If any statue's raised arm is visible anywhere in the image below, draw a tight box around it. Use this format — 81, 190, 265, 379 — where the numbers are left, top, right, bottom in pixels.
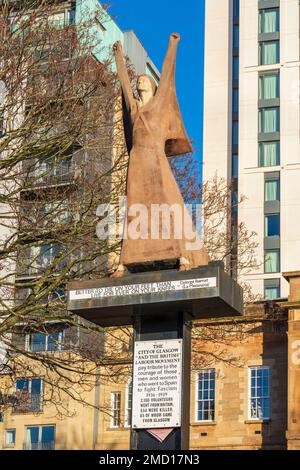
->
156, 33, 180, 100
113, 41, 136, 113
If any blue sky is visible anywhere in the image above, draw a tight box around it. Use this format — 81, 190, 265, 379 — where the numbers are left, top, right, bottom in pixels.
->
109, 0, 205, 165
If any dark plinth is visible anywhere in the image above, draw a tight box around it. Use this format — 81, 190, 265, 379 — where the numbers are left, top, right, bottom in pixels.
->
67, 263, 243, 327
130, 312, 192, 450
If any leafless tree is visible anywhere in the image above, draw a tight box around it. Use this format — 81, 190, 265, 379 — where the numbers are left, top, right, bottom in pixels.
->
0, 0, 131, 416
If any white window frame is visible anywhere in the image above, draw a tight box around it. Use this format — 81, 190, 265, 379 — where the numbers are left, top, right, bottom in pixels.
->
125, 380, 132, 428
25, 424, 55, 450
110, 392, 121, 428
195, 369, 216, 423
248, 366, 270, 421
26, 331, 65, 353
4, 429, 16, 447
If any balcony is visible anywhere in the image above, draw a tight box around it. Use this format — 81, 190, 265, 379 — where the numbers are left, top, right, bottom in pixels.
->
16, 245, 67, 279
28, 164, 75, 189
23, 441, 55, 450
13, 392, 42, 414
23, 156, 76, 191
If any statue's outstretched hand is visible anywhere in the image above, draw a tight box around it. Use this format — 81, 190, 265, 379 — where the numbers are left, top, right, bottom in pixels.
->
171, 32, 180, 41
113, 41, 122, 54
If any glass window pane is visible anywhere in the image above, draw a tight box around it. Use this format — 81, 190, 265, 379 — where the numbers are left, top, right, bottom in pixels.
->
68, 9, 76, 25
233, 25, 239, 48
27, 426, 39, 444
233, 57, 239, 81
232, 154, 238, 178
265, 214, 280, 237
265, 180, 279, 201
260, 41, 280, 65
30, 333, 46, 352
259, 9, 279, 34
49, 12, 65, 29
259, 108, 279, 133
233, 0, 239, 17
259, 74, 279, 100
233, 88, 239, 113
233, 120, 239, 144
249, 367, 270, 420
265, 285, 280, 300
5, 430, 16, 446
16, 379, 28, 391
47, 332, 60, 351
265, 250, 280, 273
41, 426, 55, 443
196, 369, 215, 422
31, 378, 42, 394
259, 142, 280, 167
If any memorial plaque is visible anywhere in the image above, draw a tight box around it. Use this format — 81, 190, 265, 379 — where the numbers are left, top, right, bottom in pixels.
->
69, 277, 217, 301
132, 339, 182, 429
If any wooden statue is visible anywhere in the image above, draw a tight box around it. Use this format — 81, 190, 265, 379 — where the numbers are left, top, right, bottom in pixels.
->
113, 33, 209, 277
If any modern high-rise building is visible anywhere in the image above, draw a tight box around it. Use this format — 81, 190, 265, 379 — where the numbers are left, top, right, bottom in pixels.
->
203, 0, 300, 300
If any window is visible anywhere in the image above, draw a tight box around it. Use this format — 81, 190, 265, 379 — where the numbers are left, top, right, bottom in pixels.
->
259, 8, 279, 34
68, 9, 76, 25
27, 331, 64, 353
25, 425, 55, 450
34, 156, 72, 178
5, 429, 16, 447
125, 380, 133, 427
232, 154, 238, 178
233, 25, 239, 49
15, 378, 42, 413
96, 19, 106, 34
232, 189, 238, 214
233, 89, 239, 113
48, 12, 65, 29
259, 141, 280, 167
259, 107, 279, 134
264, 280, 280, 300
259, 73, 279, 100
249, 367, 270, 420
196, 369, 215, 422
233, 0, 239, 18
41, 202, 70, 225
265, 214, 280, 237
233, 56, 239, 81
233, 120, 239, 145
111, 392, 121, 427
0, 111, 4, 138
259, 41, 279, 65
265, 249, 280, 273
265, 178, 280, 202
26, 244, 63, 275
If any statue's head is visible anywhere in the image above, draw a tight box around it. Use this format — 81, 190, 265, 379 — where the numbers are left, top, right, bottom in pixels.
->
137, 74, 157, 97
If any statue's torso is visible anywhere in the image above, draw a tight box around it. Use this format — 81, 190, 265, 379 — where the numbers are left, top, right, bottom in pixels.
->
130, 98, 169, 151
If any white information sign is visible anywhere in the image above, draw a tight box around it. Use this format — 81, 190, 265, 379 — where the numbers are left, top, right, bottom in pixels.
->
69, 277, 217, 301
132, 339, 182, 429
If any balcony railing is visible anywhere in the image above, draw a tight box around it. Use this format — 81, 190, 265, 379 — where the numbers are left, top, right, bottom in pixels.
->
13, 392, 42, 414
23, 440, 55, 450
29, 341, 64, 353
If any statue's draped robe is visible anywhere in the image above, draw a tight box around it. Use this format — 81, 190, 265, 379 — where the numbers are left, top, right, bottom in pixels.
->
115, 36, 209, 268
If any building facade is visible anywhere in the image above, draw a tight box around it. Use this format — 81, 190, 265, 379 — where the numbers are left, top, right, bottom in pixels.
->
203, 0, 300, 300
